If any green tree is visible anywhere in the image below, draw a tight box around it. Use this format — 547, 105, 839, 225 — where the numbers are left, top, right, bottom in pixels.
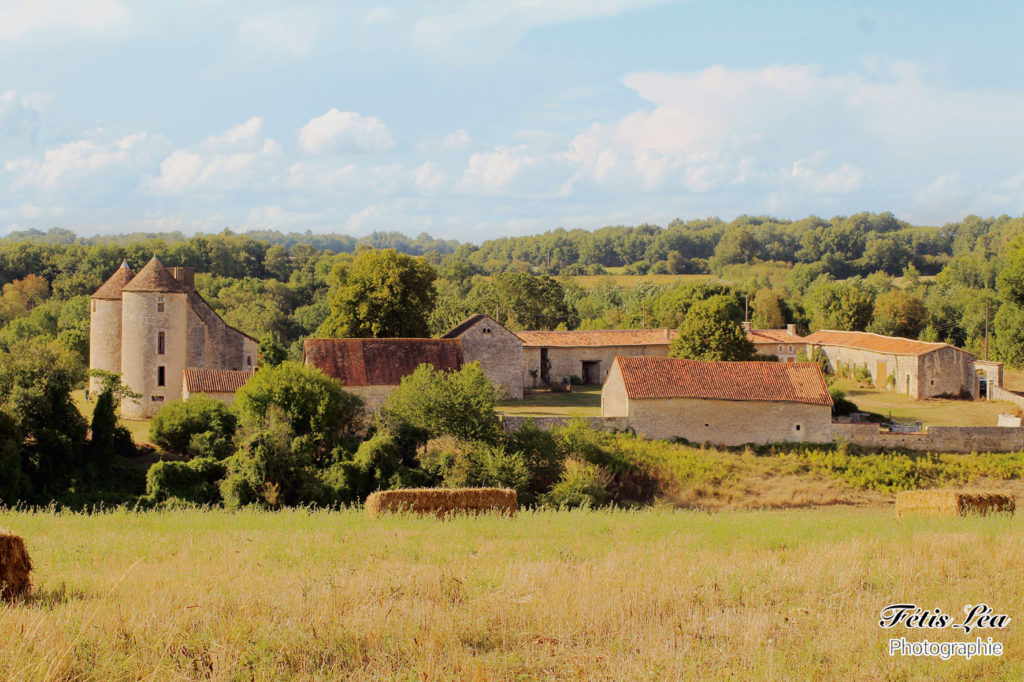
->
867, 289, 927, 338
233, 361, 364, 464
381, 362, 503, 448
150, 395, 238, 459
805, 280, 875, 331
470, 271, 577, 331
669, 295, 756, 361
750, 287, 785, 329
316, 249, 437, 338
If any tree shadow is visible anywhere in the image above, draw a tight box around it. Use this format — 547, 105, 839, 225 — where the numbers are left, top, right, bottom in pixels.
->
14, 583, 88, 609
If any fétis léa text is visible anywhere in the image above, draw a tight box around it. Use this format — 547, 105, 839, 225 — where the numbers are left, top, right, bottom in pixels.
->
879, 604, 1011, 634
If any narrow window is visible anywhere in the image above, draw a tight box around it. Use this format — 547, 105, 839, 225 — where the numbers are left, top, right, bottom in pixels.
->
157, 295, 165, 313
246, 355, 252, 367
157, 331, 165, 355
157, 366, 166, 387
795, 424, 802, 431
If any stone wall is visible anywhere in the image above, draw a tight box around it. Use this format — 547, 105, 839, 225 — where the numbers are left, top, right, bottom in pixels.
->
121, 290, 189, 419
990, 385, 1024, 411
499, 415, 628, 432
832, 423, 1024, 453
88, 298, 122, 394
455, 318, 523, 399
523, 341, 672, 388
920, 346, 975, 398
344, 384, 398, 412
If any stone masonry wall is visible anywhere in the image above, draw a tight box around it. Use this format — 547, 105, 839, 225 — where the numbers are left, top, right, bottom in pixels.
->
457, 318, 523, 399
832, 423, 1024, 453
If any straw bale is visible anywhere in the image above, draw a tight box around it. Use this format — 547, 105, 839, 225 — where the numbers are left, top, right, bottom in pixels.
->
0, 531, 31, 599
365, 488, 518, 517
895, 490, 1015, 519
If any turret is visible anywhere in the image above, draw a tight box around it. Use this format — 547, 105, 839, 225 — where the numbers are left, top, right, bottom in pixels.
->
89, 261, 134, 395
119, 257, 188, 419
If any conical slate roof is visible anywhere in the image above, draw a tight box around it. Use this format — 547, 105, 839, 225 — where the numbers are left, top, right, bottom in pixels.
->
121, 257, 186, 294
91, 260, 135, 300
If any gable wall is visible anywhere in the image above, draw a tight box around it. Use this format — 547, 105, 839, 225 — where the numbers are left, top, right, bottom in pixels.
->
453, 317, 523, 399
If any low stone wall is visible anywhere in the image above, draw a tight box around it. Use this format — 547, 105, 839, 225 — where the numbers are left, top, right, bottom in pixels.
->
832, 423, 1024, 453
990, 385, 1024, 412
499, 415, 628, 433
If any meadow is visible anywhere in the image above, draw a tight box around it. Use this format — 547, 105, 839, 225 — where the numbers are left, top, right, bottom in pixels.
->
0, 507, 1021, 680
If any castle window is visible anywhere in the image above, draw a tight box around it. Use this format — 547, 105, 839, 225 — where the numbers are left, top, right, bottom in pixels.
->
247, 355, 252, 367
151, 396, 164, 402
157, 366, 166, 387
157, 331, 165, 355
157, 295, 165, 313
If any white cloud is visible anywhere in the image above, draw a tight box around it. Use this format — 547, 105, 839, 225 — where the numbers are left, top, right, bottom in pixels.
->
0, 90, 48, 145
781, 152, 864, 194
237, 10, 318, 57
0, 0, 130, 40
5, 131, 161, 188
286, 159, 405, 195
298, 109, 396, 154
413, 162, 447, 192
458, 145, 537, 191
148, 117, 282, 194
364, 7, 397, 25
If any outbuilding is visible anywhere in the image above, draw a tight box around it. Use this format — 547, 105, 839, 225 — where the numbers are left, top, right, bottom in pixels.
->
601, 356, 833, 445
442, 314, 524, 399
517, 328, 677, 388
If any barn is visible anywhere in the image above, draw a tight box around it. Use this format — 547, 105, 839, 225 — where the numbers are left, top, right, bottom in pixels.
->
303, 338, 464, 410
601, 356, 833, 445
442, 314, 524, 399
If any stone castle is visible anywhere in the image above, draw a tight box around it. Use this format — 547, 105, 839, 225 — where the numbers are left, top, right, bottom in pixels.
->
89, 257, 258, 418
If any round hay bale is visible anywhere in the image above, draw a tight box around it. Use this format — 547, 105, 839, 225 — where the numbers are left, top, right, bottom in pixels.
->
0, 531, 32, 600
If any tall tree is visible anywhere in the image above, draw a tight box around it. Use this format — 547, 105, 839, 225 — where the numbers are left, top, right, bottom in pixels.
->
316, 249, 437, 338
750, 287, 785, 329
867, 289, 927, 338
669, 295, 756, 361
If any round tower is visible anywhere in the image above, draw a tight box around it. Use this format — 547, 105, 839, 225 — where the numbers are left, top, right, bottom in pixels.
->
120, 257, 189, 419
89, 261, 134, 395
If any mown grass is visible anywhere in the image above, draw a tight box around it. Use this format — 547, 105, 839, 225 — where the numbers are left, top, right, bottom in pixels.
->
0, 507, 1020, 680
497, 386, 602, 417
71, 389, 152, 444
831, 378, 1017, 427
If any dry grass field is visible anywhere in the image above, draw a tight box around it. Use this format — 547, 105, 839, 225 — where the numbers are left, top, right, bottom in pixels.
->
0, 507, 1021, 680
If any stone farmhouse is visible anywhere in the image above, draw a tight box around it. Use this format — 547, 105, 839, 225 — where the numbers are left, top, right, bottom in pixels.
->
302, 338, 464, 410
516, 328, 677, 388
442, 314, 524, 399
89, 258, 258, 418
744, 323, 806, 362
803, 330, 1001, 399
601, 356, 833, 445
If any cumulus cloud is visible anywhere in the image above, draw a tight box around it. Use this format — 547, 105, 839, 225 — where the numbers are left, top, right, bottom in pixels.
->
4, 131, 161, 189
148, 116, 282, 194
298, 109, 396, 154
237, 10, 318, 57
0, 0, 130, 41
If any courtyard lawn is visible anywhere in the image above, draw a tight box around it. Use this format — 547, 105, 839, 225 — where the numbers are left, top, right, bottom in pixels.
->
831, 378, 1018, 427
0, 507, 1020, 680
71, 389, 152, 445
497, 385, 602, 417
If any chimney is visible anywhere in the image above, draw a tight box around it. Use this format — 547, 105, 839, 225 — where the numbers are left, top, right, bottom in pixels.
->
741, 321, 751, 333
170, 267, 195, 290
786, 323, 797, 335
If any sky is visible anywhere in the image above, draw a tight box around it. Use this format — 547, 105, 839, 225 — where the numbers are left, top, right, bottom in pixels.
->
1, 0, 1024, 240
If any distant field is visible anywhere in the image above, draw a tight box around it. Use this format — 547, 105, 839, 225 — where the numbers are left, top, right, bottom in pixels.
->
832, 379, 1016, 427
497, 386, 601, 417
1, 507, 1021, 680
72, 389, 152, 445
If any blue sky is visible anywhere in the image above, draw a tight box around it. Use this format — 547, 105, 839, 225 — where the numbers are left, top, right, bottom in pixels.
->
2, 0, 1024, 239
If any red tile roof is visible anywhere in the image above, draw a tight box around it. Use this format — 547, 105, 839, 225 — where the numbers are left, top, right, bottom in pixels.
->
122, 257, 187, 293
91, 261, 135, 300
803, 330, 970, 357
516, 329, 676, 348
183, 368, 255, 394
613, 356, 833, 406
747, 328, 805, 345
303, 338, 464, 386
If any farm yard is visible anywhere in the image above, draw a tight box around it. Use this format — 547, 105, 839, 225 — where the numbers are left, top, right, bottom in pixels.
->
829, 379, 1019, 427
0, 507, 1021, 680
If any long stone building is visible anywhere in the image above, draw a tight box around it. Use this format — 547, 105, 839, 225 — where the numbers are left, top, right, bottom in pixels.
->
601, 356, 834, 445
516, 328, 677, 388
90, 258, 258, 418
442, 314, 524, 399
803, 330, 993, 399
744, 323, 806, 362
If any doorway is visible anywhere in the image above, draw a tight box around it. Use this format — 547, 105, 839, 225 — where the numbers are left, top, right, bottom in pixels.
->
540, 348, 550, 385
582, 361, 601, 385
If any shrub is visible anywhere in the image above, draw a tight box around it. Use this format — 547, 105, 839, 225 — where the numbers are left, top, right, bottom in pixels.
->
541, 459, 611, 509
829, 387, 859, 416
150, 396, 237, 458
503, 421, 563, 502
144, 457, 226, 504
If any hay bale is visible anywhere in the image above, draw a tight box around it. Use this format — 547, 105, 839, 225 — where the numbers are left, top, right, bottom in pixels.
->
896, 490, 1016, 519
0, 531, 31, 600
365, 488, 518, 518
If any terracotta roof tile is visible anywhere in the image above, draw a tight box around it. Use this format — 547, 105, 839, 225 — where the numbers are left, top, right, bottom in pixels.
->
803, 330, 970, 357
747, 328, 806, 344
516, 329, 676, 348
121, 257, 186, 293
303, 338, 464, 386
183, 368, 255, 393
91, 261, 135, 300
614, 356, 833, 406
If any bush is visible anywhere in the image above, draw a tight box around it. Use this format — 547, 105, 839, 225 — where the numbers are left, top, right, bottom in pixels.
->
541, 459, 611, 509
149, 396, 237, 458
829, 387, 859, 416
145, 457, 226, 504
422, 438, 530, 498
503, 421, 563, 503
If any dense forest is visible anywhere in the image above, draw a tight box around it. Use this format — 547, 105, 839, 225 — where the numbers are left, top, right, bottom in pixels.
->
3, 211, 1024, 371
